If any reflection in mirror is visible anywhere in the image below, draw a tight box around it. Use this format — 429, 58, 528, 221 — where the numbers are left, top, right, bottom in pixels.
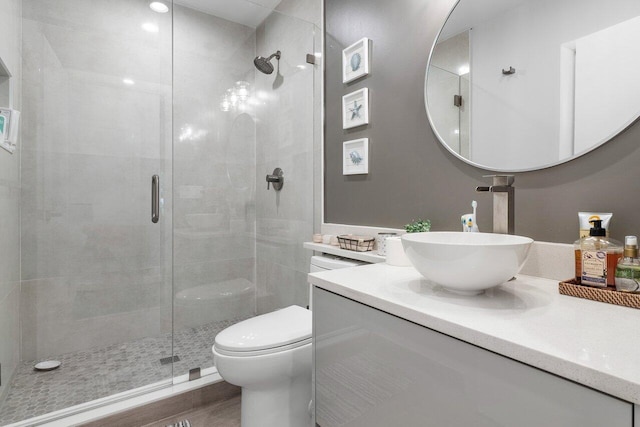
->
427, 31, 470, 158
426, 0, 640, 172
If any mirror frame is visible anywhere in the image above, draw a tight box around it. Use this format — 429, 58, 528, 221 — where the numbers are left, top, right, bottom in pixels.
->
424, 0, 639, 173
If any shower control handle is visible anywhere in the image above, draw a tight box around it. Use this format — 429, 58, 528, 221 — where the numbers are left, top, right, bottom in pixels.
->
151, 175, 160, 223
266, 168, 284, 191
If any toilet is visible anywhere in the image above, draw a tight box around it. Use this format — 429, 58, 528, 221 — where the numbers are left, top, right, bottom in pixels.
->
212, 255, 365, 427
213, 305, 313, 427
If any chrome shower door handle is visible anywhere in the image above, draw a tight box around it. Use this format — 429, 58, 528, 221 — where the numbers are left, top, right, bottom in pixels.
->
151, 175, 160, 223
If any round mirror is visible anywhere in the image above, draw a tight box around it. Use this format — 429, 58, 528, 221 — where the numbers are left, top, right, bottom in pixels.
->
425, 0, 640, 172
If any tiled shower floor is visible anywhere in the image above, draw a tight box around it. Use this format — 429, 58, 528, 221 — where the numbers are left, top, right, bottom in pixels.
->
0, 317, 249, 426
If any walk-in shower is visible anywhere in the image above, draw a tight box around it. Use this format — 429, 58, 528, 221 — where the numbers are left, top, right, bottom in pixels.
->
0, 0, 318, 425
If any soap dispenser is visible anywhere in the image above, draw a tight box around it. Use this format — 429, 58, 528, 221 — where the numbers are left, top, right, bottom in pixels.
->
580, 219, 622, 288
615, 236, 640, 293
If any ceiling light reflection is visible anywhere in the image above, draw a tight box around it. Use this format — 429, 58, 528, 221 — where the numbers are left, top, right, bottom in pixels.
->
142, 22, 159, 33
149, 1, 169, 13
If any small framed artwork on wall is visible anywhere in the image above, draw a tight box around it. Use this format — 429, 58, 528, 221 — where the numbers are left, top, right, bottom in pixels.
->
342, 88, 369, 129
342, 37, 370, 83
343, 138, 369, 175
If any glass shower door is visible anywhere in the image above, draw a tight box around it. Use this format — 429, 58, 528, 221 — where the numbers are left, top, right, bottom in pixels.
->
0, 0, 174, 423
171, 3, 317, 379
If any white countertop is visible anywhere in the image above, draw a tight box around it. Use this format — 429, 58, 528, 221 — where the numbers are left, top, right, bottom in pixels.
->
308, 263, 640, 405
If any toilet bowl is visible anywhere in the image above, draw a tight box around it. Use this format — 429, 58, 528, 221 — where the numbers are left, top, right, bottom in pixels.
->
212, 305, 313, 427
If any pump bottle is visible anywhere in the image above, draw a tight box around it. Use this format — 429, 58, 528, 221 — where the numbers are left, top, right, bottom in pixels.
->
580, 219, 622, 288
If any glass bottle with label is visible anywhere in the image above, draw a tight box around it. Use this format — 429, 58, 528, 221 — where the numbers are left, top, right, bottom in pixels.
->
615, 236, 640, 293
580, 220, 622, 288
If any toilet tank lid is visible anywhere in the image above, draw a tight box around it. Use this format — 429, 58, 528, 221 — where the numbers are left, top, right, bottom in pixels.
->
311, 255, 366, 270
214, 305, 311, 353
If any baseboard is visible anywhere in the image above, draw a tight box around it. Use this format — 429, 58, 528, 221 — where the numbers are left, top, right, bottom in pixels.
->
79, 381, 240, 427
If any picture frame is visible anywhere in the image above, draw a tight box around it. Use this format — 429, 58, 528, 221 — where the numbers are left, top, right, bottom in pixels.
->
342, 37, 370, 83
342, 88, 369, 130
343, 138, 369, 175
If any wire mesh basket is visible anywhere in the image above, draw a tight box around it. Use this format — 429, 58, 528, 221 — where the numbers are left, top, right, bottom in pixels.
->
337, 235, 375, 252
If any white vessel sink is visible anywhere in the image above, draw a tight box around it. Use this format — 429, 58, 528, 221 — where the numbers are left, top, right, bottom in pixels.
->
401, 232, 533, 295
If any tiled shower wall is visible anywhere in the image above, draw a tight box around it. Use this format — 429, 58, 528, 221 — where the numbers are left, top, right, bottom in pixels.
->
172, 1, 321, 333
255, 2, 320, 314
171, 4, 257, 353
0, 0, 22, 402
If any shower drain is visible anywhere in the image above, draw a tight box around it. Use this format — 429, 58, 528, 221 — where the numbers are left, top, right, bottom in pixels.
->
166, 420, 191, 427
159, 355, 180, 365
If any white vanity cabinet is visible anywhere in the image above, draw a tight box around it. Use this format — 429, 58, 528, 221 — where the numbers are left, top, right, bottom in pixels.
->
313, 287, 633, 427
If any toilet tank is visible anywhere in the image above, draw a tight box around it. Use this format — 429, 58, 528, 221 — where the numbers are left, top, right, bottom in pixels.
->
309, 255, 367, 309
310, 255, 366, 272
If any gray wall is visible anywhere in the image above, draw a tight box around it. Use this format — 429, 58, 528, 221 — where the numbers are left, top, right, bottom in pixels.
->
324, 0, 640, 244
0, 0, 22, 402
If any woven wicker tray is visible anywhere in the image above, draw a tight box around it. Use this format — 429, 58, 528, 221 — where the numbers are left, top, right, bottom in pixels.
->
558, 279, 640, 309
336, 235, 375, 252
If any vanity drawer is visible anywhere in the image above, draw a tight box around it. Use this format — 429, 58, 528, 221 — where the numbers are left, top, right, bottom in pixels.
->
313, 287, 633, 427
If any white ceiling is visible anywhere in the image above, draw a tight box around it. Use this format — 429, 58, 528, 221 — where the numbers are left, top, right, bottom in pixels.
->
175, 0, 282, 27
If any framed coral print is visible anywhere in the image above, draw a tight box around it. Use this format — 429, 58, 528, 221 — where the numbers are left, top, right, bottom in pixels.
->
342, 88, 369, 130
343, 138, 369, 175
342, 38, 370, 83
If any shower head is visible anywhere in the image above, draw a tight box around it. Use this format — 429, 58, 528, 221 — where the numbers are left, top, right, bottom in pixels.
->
254, 50, 281, 74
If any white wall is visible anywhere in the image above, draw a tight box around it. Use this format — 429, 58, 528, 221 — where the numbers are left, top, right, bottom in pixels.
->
573, 16, 640, 154
468, 0, 640, 170
0, 0, 22, 403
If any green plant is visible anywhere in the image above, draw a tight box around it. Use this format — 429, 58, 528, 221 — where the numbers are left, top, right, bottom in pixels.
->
404, 218, 431, 233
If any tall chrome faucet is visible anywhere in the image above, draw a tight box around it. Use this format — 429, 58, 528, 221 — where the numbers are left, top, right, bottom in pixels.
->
476, 175, 515, 234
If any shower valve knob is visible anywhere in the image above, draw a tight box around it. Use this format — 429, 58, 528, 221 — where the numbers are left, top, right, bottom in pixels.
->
266, 168, 284, 191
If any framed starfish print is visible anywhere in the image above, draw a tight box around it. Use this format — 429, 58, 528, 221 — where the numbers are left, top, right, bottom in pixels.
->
342, 88, 369, 129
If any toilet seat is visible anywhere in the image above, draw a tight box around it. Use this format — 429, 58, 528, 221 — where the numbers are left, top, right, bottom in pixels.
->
213, 305, 311, 357
214, 337, 311, 357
